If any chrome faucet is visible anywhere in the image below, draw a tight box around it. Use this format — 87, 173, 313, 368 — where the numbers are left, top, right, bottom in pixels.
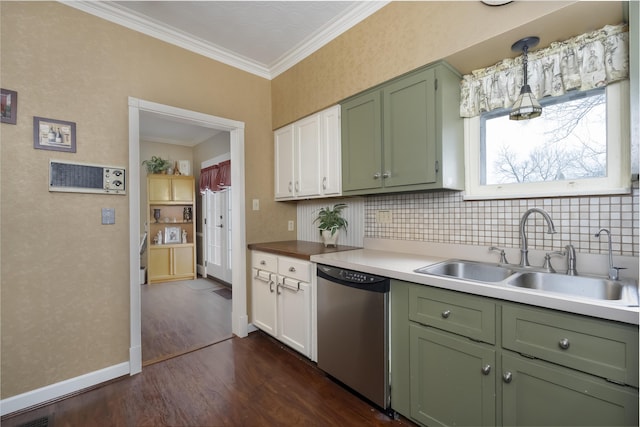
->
594, 228, 624, 280
564, 244, 578, 276
519, 208, 557, 267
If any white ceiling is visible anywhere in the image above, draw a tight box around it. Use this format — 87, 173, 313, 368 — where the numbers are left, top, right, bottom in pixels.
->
65, 1, 389, 80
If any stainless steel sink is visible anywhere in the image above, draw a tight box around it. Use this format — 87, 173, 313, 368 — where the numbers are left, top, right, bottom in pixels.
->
415, 260, 515, 283
507, 272, 639, 305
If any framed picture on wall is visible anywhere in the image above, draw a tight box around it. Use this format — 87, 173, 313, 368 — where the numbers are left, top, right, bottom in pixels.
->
33, 116, 76, 152
164, 226, 181, 244
1, 89, 17, 124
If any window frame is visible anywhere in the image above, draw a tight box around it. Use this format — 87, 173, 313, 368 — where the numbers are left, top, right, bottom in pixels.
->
463, 80, 630, 200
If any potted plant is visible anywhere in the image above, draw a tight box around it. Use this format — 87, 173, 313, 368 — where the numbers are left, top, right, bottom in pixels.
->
314, 203, 348, 247
142, 156, 172, 174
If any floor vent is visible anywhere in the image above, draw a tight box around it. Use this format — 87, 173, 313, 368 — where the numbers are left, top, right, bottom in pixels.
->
17, 416, 49, 427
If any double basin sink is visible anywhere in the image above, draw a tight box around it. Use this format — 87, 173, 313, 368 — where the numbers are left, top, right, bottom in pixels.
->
415, 260, 639, 306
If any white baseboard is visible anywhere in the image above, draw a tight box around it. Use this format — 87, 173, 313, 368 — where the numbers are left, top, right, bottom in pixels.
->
0, 362, 130, 417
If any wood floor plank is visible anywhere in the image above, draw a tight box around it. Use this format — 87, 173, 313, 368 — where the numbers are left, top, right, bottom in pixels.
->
141, 278, 232, 365
3, 332, 416, 426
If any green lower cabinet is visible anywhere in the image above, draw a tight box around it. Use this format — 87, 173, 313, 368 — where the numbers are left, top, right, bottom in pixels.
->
409, 323, 496, 426
501, 352, 639, 426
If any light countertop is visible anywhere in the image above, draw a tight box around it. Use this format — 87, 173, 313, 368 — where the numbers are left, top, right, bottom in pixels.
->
311, 248, 640, 325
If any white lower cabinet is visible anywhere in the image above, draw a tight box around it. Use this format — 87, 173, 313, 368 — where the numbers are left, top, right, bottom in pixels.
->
251, 251, 313, 359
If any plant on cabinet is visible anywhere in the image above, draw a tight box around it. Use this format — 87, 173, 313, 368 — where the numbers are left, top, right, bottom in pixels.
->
142, 156, 172, 174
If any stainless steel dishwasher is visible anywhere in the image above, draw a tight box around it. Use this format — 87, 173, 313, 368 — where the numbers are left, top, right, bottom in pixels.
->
316, 264, 391, 411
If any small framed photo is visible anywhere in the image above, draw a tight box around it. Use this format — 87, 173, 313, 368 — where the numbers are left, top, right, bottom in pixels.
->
1, 89, 17, 124
34, 116, 76, 152
164, 226, 181, 244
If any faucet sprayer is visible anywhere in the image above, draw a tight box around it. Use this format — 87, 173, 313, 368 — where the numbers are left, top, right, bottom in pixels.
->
594, 228, 625, 280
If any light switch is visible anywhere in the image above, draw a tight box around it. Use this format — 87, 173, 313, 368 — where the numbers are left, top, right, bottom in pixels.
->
288, 220, 295, 231
102, 208, 115, 225
252, 199, 260, 211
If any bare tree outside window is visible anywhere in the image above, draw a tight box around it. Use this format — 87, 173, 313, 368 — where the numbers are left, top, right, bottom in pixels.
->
482, 89, 607, 185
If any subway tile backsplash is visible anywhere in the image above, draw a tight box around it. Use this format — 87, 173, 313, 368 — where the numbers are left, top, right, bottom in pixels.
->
365, 186, 639, 257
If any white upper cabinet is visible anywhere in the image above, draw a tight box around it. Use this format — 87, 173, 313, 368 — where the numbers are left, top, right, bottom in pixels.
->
274, 105, 342, 200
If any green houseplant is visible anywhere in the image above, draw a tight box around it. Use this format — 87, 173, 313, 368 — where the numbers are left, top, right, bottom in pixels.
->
142, 156, 172, 174
314, 203, 348, 247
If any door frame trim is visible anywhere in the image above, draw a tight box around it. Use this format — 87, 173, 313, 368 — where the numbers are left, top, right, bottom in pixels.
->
128, 97, 248, 374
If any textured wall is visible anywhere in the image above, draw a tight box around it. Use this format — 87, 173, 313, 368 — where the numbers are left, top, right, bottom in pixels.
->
271, 1, 623, 129
0, 1, 289, 399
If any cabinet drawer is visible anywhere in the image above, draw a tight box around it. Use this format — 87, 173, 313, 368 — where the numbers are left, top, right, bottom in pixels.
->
502, 303, 639, 387
252, 251, 277, 272
278, 257, 311, 282
409, 286, 495, 344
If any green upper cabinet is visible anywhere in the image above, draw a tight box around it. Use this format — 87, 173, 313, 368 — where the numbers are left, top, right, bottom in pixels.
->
341, 61, 464, 195
341, 90, 382, 192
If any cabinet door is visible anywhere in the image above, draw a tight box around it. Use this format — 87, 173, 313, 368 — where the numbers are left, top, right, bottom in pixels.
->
274, 125, 295, 199
320, 105, 341, 196
171, 177, 194, 202
341, 90, 382, 192
252, 269, 277, 337
278, 279, 311, 357
295, 114, 322, 197
148, 246, 172, 282
502, 352, 639, 426
410, 324, 496, 427
173, 245, 195, 277
148, 176, 172, 202
383, 67, 437, 188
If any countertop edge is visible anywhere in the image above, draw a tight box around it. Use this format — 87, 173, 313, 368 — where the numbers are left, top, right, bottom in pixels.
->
311, 249, 640, 326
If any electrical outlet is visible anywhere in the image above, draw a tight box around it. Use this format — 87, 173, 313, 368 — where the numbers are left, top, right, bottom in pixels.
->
288, 220, 295, 231
375, 210, 392, 224
252, 199, 259, 211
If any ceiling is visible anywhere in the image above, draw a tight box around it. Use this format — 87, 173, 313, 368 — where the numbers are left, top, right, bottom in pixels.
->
65, 1, 389, 80
64, 1, 388, 145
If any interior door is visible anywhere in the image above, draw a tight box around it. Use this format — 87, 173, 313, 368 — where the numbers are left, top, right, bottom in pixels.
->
203, 188, 232, 283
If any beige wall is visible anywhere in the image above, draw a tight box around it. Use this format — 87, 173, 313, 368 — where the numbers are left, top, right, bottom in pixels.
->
271, 1, 624, 128
0, 1, 294, 399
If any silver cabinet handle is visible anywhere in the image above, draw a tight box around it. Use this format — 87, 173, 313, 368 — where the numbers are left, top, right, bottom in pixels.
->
260, 260, 266, 265
268, 280, 274, 293
322, 177, 327, 190
276, 282, 282, 295
559, 338, 570, 350
441, 310, 451, 319
288, 182, 292, 193
481, 365, 491, 375
503, 372, 513, 383
382, 171, 390, 178
295, 181, 299, 192
373, 172, 381, 179
289, 266, 296, 273
216, 224, 223, 228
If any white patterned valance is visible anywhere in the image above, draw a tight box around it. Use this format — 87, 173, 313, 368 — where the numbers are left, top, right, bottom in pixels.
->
460, 24, 629, 118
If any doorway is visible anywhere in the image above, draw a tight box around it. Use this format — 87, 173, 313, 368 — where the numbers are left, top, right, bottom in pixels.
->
128, 97, 248, 375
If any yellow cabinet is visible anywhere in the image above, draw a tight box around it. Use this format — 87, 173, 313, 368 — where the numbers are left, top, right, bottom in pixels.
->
148, 245, 195, 283
146, 174, 196, 284
148, 175, 194, 203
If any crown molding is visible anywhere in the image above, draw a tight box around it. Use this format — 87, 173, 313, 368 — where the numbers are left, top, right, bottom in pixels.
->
61, 1, 271, 78
269, 1, 389, 78
61, 1, 389, 80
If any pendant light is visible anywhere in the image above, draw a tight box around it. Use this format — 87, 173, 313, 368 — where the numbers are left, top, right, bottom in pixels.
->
509, 36, 542, 120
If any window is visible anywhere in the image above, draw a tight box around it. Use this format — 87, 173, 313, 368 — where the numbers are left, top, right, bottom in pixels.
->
464, 80, 630, 199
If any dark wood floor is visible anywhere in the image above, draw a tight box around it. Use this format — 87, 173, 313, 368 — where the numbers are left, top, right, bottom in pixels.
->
3, 332, 416, 427
141, 278, 232, 365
